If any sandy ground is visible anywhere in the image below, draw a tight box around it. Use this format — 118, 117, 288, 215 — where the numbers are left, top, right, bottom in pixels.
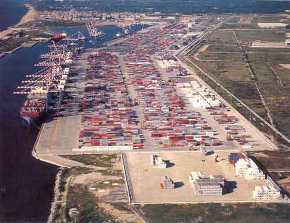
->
0, 4, 38, 39
193, 44, 208, 60
257, 23, 287, 28
34, 115, 81, 155
280, 64, 290, 69
192, 44, 224, 62
239, 16, 254, 25
251, 41, 287, 48
67, 156, 142, 223
99, 203, 144, 223
278, 176, 290, 192
125, 151, 285, 204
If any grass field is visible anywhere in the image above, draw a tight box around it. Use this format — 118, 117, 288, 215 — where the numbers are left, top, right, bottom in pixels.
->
54, 154, 144, 223
139, 203, 290, 223
188, 15, 290, 141
66, 185, 116, 223
62, 154, 118, 168
236, 29, 285, 43
250, 150, 290, 195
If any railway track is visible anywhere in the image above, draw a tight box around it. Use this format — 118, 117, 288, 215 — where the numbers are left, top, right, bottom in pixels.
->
176, 19, 290, 148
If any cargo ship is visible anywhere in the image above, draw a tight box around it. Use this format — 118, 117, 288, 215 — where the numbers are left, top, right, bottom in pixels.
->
14, 31, 84, 125
51, 33, 67, 42
20, 94, 47, 124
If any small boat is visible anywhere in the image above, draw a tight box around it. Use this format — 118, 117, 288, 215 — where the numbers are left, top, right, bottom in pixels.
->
51, 33, 67, 42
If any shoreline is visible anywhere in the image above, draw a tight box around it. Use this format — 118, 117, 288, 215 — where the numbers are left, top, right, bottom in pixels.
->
47, 168, 64, 223
0, 3, 38, 40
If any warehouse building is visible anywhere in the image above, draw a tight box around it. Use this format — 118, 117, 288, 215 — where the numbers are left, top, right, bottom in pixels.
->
189, 172, 224, 196
161, 176, 175, 189
235, 156, 265, 180
253, 185, 281, 200
151, 154, 167, 168
285, 39, 290, 46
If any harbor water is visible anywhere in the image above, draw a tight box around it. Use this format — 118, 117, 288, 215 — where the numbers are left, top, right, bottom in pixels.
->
0, 0, 27, 31
0, 43, 58, 222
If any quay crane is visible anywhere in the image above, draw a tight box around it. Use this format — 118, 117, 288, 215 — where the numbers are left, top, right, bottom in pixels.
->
13, 32, 84, 124
86, 21, 105, 38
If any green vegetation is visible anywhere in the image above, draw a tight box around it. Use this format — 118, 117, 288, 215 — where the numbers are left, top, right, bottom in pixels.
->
236, 29, 285, 42
251, 151, 290, 169
0, 36, 27, 52
0, 20, 51, 53
53, 153, 127, 222
66, 185, 115, 223
42, 20, 85, 27
97, 169, 123, 177
93, 178, 124, 190
253, 15, 288, 23
220, 23, 258, 29
188, 17, 290, 142
140, 203, 290, 223
69, 167, 95, 176
63, 154, 118, 167
111, 203, 132, 212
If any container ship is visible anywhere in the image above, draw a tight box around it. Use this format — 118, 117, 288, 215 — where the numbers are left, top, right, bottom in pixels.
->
20, 93, 47, 124
51, 33, 67, 42
14, 34, 81, 124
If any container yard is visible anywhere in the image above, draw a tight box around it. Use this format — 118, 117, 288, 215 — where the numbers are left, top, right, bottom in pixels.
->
33, 17, 278, 156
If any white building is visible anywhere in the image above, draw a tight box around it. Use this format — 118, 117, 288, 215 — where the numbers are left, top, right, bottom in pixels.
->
235, 157, 265, 180
156, 60, 177, 69
189, 172, 224, 196
253, 185, 281, 200
176, 80, 221, 109
162, 176, 175, 189
151, 155, 167, 168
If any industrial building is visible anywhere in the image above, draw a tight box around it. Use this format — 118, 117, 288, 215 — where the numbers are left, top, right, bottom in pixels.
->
161, 176, 175, 189
234, 156, 265, 180
253, 175, 288, 200
151, 155, 167, 168
253, 185, 281, 200
176, 81, 221, 109
156, 59, 177, 69
285, 39, 290, 47
189, 172, 224, 196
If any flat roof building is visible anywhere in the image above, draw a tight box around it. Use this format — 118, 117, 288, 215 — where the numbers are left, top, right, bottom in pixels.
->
151, 154, 167, 168
161, 176, 175, 189
253, 185, 281, 200
235, 156, 265, 180
189, 172, 224, 196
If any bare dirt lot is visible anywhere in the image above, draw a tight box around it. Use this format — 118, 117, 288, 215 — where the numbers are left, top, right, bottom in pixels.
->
125, 151, 278, 204
251, 41, 287, 48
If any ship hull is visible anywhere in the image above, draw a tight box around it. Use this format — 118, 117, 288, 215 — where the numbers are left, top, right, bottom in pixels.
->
20, 110, 45, 125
